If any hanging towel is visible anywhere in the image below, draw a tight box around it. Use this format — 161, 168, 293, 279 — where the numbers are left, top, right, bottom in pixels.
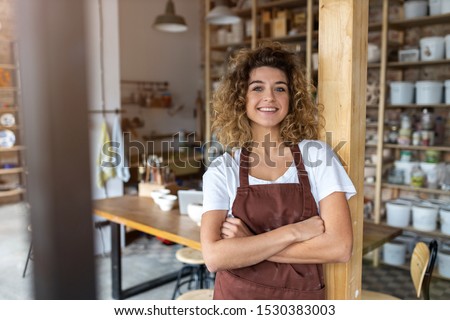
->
97, 120, 116, 189
112, 115, 130, 182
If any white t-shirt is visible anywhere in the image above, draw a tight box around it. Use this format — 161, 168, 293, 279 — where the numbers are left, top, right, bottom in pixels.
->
202, 140, 356, 216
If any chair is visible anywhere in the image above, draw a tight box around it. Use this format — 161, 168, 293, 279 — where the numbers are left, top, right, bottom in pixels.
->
362, 240, 438, 300
171, 247, 214, 300
22, 225, 33, 278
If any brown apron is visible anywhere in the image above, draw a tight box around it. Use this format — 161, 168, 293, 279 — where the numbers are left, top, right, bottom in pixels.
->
213, 144, 325, 300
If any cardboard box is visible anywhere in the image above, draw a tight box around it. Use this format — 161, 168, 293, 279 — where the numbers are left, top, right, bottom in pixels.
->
272, 17, 287, 38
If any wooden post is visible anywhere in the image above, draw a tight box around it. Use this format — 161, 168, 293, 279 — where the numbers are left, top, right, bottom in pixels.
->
317, 0, 368, 299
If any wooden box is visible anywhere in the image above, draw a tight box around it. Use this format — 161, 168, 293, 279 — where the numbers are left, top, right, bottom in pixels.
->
272, 17, 287, 38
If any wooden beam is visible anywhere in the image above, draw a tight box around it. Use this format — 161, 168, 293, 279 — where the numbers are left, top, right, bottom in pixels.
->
317, 0, 368, 299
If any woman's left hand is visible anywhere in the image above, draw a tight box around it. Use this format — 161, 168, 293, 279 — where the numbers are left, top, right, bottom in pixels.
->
221, 217, 254, 239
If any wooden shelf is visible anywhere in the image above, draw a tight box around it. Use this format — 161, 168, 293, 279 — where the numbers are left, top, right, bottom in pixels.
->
0, 87, 18, 91
0, 108, 18, 113
389, 12, 450, 29
0, 167, 23, 175
0, 125, 20, 130
387, 59, 450, 68
0, 146, 25, 152
258, 0, 309, 10
232, 7, 252, 17
386, 104, 450, 109
382, 182, 450, 196
367, 62, 381, 69
384, 144, 450, 152
0, 64, 16, 70
210, 41, 251, 51
365, 142, 378, 147
368, 22, 382, 32
0, 187, 24, 198
378, 221, 450, 241
364, 182, 376, 187
259, 33, 309, 44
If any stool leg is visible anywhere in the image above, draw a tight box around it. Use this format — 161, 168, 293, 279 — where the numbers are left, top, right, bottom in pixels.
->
22, 242, 33, 278
198, 265, 204, 289
187, 266, 197, 290
172, 265, 191, 300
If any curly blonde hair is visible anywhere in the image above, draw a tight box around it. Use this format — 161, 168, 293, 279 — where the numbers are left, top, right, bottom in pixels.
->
211, 42, 323, 148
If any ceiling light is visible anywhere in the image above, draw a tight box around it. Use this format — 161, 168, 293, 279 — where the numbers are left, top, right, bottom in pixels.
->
206, 0, 241, 25
153, 0, 188, 33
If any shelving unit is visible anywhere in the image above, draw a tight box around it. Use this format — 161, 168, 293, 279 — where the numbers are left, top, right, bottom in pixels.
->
0, 37, 26, 205
204, 0, 318, 142
365, 0, 450, 278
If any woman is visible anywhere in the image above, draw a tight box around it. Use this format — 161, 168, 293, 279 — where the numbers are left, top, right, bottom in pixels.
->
201, 42, 356, 300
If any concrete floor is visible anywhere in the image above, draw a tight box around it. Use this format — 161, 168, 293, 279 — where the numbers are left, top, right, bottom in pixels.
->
0, 202, 185, 300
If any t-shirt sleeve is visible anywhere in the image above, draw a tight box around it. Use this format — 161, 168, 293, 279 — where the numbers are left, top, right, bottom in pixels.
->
202, 156, 231, 213
305, 141, 357, 202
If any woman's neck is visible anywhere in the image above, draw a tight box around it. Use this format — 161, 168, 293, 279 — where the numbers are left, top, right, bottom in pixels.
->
251, 127, 282, 145
250, 129, 286, 156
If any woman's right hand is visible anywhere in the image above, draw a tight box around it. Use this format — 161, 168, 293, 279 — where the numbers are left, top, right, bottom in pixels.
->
291, 216, 325, 242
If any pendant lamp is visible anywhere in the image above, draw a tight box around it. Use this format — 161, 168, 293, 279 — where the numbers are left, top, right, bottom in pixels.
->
206, 0, 241, 25
153, 0, 188, 33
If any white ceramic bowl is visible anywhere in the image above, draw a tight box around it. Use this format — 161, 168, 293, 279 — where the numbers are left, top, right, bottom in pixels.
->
158, 194, 178, 212
187, 203, 203, 226
150, 189, 170, 204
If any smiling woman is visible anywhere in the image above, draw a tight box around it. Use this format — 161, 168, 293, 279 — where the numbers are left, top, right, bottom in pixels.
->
200, 42, 357, 300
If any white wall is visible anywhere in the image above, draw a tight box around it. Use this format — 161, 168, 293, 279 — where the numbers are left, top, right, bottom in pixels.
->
86, 0, 124, 200
85, 0, 123, 254
118, 0, 203, 138
84, 0, 202, 254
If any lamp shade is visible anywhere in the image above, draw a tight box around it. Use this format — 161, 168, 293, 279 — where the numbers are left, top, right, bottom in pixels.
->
153, 0, 188, 33
206, 0, 241, 25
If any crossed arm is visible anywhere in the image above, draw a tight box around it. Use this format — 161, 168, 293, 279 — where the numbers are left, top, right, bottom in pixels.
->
200, 192, 353, 273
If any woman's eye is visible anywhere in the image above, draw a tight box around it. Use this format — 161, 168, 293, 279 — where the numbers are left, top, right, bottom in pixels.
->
275, 87, 286, 92
251, 86, 263, 92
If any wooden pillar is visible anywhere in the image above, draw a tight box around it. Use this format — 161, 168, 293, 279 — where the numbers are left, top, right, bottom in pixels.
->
317, 0, 368, 299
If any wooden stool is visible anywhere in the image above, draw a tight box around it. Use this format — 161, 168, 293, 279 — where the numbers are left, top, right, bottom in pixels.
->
361, 290, 400, 300
171, 247, 214, 300
176, 289, 214, 300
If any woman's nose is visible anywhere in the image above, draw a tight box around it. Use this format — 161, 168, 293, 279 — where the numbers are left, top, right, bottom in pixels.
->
263, 90, 275, 101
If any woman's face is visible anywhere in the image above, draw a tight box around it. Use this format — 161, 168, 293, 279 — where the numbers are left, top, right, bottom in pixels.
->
245, 66, 289, 133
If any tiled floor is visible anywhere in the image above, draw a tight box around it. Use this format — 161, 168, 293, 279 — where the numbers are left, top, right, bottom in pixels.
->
1, 202, 449, 300
362, 260, 450, 300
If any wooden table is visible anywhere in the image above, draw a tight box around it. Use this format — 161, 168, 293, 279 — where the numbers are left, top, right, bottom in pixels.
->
93, 195, 200, 299
362, 221, 402, 255
93, 195, 402, 299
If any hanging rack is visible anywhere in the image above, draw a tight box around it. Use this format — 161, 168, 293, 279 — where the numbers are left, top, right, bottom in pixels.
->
88, 108, 125, 114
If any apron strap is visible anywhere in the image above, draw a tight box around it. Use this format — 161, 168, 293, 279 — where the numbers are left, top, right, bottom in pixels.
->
239, 147, 251, 187
291, 144, 314, 215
